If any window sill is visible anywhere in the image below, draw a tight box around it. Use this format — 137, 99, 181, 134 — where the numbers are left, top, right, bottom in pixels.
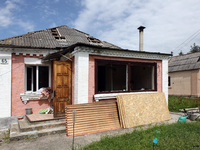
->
94, 91, 157, 102
20, 93, 53, 105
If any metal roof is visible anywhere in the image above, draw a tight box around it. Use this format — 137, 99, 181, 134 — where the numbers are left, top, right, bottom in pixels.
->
169, 52, 200, 72
0, 25, 121, 49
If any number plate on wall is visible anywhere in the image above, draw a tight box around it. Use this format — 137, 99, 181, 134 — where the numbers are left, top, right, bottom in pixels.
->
1, 58, 8, 64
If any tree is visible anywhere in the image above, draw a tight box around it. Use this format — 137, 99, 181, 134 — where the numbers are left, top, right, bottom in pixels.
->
189, 43, 200, 53
179, 51, 184, 56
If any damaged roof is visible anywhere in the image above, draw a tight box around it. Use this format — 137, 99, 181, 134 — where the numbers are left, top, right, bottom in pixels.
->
169, 52, 200, 72
0, 25, 121, 49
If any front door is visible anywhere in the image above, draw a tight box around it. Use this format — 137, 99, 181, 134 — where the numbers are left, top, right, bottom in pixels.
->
53, 61, 72, 117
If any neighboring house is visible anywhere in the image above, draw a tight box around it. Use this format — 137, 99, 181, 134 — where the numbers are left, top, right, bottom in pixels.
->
0, 25, 170, 118
168, 52, 200, 97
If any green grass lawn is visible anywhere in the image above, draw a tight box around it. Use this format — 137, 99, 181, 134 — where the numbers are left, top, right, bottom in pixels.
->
80, 122, 200, 150
168, 96, 200, 112
80, 96, 200, 149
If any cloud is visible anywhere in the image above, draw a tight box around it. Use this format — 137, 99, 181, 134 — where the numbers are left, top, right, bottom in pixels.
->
0, 0, 35, 32
17, 20, 34, 32
0, 0, 17, 27
35, 0, 58, 19
74, 0, 200, 55
50, 22, 57, 28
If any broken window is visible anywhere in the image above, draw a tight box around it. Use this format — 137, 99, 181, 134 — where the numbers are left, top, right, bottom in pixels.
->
26, 65, 50, 92
95, 60, 157, 93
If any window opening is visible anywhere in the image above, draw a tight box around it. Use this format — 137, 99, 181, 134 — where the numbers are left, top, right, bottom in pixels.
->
168, 76, 171, 86
26, 65, 49, 92
96, 60, 157, 94
27, 67, 32, 91
130, 65, 154, 91
39, 66, 49, 88
97, 63, 126, 92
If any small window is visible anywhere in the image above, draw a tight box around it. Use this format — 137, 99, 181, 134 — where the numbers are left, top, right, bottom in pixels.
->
26, 65, 50, 92
168, 76, 171, 86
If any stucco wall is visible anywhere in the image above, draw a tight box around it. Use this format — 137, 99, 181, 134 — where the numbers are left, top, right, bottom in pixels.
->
12, 53, 53, 116
162, 59, 168, 104
88, 55, 163, 103
168, 70, 199, 96
74, 52, 89, 104
0, 51, 12, 118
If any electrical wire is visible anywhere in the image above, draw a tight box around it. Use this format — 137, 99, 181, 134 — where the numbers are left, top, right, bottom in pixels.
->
172, 28, 200, 54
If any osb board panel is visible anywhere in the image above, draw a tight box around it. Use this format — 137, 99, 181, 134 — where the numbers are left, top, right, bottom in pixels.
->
65, 101, 121, 136
117, 92, 171, 128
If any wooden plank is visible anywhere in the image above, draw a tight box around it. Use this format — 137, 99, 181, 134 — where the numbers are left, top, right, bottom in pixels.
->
65, 101, 121, 136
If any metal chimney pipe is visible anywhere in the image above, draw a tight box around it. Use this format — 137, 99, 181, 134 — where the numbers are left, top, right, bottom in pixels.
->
138, 26, 146, 51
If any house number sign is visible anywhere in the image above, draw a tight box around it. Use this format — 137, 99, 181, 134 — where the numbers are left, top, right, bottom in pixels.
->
1, 58, 8, 64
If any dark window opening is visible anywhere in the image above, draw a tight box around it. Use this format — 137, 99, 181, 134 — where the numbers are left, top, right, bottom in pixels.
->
168, 76, 171, 86
98, 63, 126, 92
26, 66, 49, 92
130, 65, 155, 91
27, 67, 32, 91
96, 60, 157, 94
39, 66, 49, 88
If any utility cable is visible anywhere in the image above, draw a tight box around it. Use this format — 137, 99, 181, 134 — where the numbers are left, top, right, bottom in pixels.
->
172, 28, 200, 53
176, 31, 200, 54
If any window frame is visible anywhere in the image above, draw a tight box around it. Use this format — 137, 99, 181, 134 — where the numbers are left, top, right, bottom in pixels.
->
95, 59, 157, 94
25, 64, 51, 93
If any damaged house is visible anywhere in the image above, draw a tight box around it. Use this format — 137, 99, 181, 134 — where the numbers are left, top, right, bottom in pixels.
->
0, 25, 170, 118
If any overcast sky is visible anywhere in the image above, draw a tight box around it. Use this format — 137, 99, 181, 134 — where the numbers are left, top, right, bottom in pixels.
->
0, 0, 200, 56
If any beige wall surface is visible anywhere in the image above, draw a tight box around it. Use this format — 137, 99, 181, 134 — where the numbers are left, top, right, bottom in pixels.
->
169, 69, 200, 97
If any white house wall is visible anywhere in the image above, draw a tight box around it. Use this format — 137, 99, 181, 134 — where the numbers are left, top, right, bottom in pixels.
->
73, 49, 89, 104
0, 49, 12, 118
162, 59, 168, 105
72, 46, 169, 105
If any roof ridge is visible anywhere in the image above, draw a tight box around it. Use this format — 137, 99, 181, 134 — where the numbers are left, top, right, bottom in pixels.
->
172, 51, 200, 58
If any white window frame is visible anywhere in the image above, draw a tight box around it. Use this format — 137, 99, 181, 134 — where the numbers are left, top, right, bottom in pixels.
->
24, 58, 51, 93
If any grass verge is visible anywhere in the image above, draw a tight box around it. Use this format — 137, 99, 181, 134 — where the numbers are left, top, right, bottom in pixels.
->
168, 96, 200, 112
80, 122, 200, 150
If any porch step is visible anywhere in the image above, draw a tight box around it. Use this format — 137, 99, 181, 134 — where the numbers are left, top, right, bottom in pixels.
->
10, 116, 66, 141
19, 117, 66, 132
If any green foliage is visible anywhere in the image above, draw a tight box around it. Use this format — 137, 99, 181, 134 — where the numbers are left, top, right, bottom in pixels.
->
3, 129, 10, 144
168, 96, 200, 112
189, 43, 200, 53
80, 122, 200, 150
179, 51, 183, 56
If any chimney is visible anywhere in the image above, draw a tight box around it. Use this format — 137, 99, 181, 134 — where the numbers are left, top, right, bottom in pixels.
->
138, 26, 146, 51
